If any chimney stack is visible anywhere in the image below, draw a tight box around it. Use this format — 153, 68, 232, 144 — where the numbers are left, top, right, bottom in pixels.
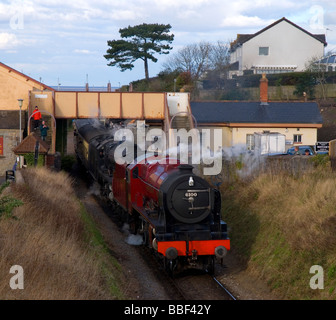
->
260, 73, 268, 105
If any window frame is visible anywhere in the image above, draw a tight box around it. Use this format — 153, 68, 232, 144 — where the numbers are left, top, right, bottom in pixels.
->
246, 134, 255, 150
293, 134, 302, 143
259, 46, 269, 56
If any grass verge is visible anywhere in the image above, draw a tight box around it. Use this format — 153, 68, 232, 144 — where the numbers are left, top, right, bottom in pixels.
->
0, 167, 125, 300
221, 166, 336, 300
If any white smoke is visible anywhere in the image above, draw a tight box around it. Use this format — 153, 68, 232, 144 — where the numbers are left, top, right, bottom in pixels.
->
221, 144, 248, 159
122, 223, 143, 246
121, 223, 130, 234
87, 181, 101, 196
91, 118, 104, 129
221, 144, 266, 179
125, 234, 143, 246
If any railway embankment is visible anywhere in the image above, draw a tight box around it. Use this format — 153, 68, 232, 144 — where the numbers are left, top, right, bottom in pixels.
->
3, 160, 335, 300
220, 161, 336, 300
0, 167, 124, 299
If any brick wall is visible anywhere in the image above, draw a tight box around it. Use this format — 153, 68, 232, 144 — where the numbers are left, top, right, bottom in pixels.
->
259, 74, 269, 103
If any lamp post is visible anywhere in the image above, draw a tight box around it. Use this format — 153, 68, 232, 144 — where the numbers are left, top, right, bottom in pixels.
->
17, 99, 23, 142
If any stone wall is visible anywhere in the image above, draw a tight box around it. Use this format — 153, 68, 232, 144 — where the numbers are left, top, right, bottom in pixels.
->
0, 129, 20, 176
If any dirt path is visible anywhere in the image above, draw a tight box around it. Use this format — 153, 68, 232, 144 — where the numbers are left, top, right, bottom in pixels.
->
75, 173, 172, 300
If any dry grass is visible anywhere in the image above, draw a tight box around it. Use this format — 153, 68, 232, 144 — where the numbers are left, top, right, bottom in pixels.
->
221, 165, 336, 299
245, 169, 336, 251
0, 167, 123, 300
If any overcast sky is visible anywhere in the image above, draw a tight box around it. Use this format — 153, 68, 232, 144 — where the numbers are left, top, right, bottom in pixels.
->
0, 0, 335, 87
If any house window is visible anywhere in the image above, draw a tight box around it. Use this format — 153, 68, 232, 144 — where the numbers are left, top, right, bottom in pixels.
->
293, 134, 302, 143
246, 134, 255, 150
259, 47, 269, 56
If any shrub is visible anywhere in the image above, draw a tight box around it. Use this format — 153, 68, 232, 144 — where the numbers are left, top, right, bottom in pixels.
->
0, 182, 23, 219
293, 72, 316, 98
310, 154, 330, 168
61, 155, 76, 172
24, 153, 44, 167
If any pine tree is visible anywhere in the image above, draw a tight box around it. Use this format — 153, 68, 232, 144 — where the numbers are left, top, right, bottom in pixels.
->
104, 23, 174, 80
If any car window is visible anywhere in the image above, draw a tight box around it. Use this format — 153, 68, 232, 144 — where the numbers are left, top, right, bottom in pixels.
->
287, 147, 313, 155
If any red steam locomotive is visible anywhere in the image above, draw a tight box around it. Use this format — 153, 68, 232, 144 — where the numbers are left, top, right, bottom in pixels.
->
73, 119, 230, 274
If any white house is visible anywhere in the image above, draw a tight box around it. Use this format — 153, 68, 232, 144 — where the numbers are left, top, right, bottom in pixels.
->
229, 17, 327, 78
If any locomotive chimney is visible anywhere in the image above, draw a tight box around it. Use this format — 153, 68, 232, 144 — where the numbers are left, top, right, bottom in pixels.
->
260, 73, 268, 105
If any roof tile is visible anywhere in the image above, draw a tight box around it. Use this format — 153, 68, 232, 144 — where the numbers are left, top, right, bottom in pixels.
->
13, 132, 50, 154
190, 101, 323, 125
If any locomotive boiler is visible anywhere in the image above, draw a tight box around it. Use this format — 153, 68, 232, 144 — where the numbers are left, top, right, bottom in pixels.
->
73, 119, 230, 274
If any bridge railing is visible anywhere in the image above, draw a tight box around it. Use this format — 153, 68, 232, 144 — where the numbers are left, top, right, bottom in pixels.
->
30, 91, 167, 119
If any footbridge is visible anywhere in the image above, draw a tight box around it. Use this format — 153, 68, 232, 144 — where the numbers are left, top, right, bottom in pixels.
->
28, 91, 195, 154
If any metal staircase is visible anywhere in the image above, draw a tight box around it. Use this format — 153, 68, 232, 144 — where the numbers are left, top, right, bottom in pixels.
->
164, 92, 195, 132
170, 113, 193, 131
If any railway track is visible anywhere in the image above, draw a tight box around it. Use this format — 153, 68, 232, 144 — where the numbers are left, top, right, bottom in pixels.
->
171, 268, 238, 300
140, 244, 238, 300
138, 237, 237, 300
138, 245, 187, 300
212, 275, 237, 300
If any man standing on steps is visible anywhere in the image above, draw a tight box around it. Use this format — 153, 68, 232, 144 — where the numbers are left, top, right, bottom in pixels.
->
33, 106, 42, 131
39, 120, 49, 141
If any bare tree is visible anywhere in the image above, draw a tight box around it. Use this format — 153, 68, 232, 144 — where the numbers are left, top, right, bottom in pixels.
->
208, 41, 230, 75
163, 42, 212, 81
206, 41, 231, 89
163, 40, 231, 87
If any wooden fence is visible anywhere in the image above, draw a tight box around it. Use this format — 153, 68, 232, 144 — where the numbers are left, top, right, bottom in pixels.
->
330, 139, 336, 171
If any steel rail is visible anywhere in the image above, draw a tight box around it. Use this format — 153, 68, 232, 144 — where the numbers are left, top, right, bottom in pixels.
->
212, 276, 237, 300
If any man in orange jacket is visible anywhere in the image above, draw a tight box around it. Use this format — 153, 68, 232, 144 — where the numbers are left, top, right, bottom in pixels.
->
33, 106, 42, 130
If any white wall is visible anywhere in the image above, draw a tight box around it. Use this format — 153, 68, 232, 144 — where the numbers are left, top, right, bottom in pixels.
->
231, 20, 325, 72
231, 127, 318, 149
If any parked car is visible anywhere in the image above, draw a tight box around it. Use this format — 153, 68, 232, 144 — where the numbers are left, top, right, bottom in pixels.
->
287, 146, 314, 155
